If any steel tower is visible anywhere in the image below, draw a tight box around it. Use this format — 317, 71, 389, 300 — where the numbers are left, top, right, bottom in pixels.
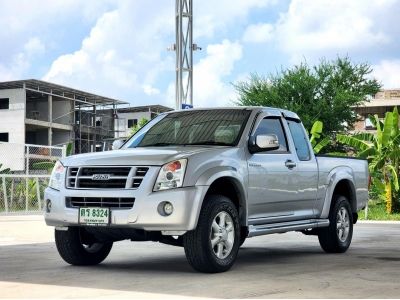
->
173, 0, 200, 110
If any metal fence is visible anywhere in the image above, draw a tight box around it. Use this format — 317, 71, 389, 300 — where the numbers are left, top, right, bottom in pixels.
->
0, 142, 66, 214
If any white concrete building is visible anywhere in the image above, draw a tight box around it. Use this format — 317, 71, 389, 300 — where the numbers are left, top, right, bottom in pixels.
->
115, 105, 172, 138
0, 79, 127, 153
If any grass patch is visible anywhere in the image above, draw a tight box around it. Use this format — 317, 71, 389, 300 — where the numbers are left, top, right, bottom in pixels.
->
358, 202, 400, 221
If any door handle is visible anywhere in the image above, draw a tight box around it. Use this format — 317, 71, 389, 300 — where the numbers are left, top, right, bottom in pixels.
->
285, 160, 297, 169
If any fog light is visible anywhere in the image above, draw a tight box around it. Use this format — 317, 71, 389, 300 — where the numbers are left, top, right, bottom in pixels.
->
163, 202, 173, 216
46, 199, 52, 213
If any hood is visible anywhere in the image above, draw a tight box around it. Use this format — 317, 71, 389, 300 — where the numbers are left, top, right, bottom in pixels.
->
61, 146, 227, 167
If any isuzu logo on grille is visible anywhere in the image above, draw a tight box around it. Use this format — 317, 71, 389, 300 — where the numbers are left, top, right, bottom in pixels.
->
92, 174, 111, 180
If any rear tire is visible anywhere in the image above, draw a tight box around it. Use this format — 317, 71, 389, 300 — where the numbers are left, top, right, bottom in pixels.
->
55, 227, 113, 265
183, 195, 240, 273
318, 195, 353, 253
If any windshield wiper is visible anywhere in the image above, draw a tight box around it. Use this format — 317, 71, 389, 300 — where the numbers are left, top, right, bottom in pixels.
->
140, 142, 177, 147
185, 141, 232, 146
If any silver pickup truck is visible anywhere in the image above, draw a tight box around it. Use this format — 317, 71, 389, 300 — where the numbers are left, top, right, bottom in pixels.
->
45, 107, 369, 273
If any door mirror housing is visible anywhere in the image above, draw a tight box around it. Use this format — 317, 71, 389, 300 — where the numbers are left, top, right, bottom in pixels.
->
112, 139, 125, 150
248, 134, 280, 153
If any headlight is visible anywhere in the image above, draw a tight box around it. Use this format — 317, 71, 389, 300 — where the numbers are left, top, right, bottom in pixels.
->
154, 159, 187, 191
49, 161, 65, 190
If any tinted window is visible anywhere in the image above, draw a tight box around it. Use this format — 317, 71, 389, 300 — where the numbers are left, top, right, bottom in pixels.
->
254, 118, 288, 152
0, 132, 9, 142
0, 98, 9, 110
287, 120, 310, 160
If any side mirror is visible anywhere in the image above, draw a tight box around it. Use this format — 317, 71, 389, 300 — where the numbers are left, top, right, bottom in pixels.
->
248, 134, 280, 153
112, 139, 125, 150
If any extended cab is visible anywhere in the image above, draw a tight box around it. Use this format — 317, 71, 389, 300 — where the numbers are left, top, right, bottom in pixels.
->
45, 107, 369, 273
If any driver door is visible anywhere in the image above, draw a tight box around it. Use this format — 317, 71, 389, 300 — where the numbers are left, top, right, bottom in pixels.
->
247, 116, 297, 222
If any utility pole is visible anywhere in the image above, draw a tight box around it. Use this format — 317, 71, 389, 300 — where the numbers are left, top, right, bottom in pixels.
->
169, 0, 201, 110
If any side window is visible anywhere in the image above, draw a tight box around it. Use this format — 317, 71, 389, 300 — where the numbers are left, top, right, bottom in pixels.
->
0, 98, 9, 110
0, 132, 8, 142
254, 117, 288, 152
127, 119, 138, 128
287, 120, 310, 161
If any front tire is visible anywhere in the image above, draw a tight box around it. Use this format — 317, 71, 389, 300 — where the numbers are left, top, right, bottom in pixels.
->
183, 195, 240, 273
318, 195, 353, 253
55, 227, 113, 265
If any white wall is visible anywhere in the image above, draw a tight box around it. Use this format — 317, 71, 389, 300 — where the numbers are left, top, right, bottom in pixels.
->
115, 111, 151, 138
0, 88, 26, 170
0, 88, 25, 144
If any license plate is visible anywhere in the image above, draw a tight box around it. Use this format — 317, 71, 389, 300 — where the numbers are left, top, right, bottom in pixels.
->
79, 207, 110, 226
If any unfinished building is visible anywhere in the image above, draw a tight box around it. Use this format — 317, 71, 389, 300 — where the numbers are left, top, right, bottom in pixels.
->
0, 79, 127, 153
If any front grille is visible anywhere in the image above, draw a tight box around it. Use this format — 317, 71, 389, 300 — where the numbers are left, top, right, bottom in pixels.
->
81, 167, 131, 177
79, 178, 127, 188
66, 197, 135, 209
66, 166, 149, 189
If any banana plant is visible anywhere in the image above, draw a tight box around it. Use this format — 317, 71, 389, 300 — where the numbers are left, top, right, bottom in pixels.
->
309, 120, 330, 154
337, 107, 400, 213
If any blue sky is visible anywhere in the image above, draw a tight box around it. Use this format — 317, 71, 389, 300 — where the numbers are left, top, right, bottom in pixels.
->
0, 0, 399, 108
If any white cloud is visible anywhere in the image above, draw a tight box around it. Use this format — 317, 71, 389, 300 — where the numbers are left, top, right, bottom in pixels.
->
0, 56, 28, 81
242, 23, 274, 43
0, 0, 111, 34
43, 2, 173, 100
193, 39, 242, 107
0, 0, 114, 81
0, 37, 46, 81
143, 84, 160, 96
24, 37, 46, 56
373, 60, 400, 89
274, 0, 399, 61
195, 0, 277, 38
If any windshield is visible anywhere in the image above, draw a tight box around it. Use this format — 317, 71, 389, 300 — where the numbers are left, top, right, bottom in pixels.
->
124, 109, 251, 148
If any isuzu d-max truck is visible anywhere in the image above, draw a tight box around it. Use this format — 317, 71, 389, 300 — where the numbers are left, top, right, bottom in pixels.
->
45, 107, 369, 273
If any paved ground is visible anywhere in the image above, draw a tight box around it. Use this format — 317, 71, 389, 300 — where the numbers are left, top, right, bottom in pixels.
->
0, 216, 399, 299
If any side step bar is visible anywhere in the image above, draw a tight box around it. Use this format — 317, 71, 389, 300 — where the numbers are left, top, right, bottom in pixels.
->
248, 219, 329, 237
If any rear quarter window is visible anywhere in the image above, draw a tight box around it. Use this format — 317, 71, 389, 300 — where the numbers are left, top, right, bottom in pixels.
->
287, 119, 311, 161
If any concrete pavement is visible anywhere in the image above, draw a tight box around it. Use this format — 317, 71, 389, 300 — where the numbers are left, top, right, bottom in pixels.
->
0, 215, 399, 298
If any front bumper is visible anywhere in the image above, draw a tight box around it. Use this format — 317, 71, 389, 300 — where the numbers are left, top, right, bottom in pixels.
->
44, 185, 208, 232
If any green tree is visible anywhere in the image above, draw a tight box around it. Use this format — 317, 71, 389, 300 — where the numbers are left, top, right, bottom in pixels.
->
337, 107, 400, 213
130, 118, 149, 136
234, 57, 381, 133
